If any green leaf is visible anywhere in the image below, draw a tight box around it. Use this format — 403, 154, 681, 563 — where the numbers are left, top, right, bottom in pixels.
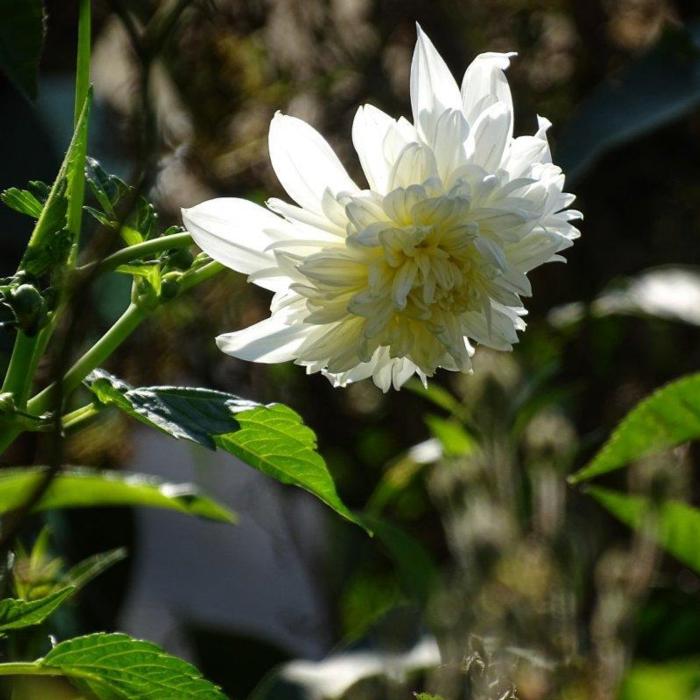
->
414, 694, 446, 700
619, 659, 700, 700
84, 370, 364, 530
0, 586, 74, 631
84, 205, 117, 229
116, 262, 161, 294
1, 188, 44, 218
0, 0, 45, 100
570, 374, 700, 483
558, 23, 700, 183
85, 158, 128, 218
84, 158, 157, 244
424, 415, 474, 457
85, 369, 245, 449
589, 486, 700, 574
34, 632, 226, 699
63, 548, 127, 593
0, 466, 236, 523
20, 91, 91, 277
215, 404, 364, 529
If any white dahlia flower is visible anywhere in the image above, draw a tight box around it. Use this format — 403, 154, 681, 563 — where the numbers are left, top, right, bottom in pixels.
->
182, 25, 581, 391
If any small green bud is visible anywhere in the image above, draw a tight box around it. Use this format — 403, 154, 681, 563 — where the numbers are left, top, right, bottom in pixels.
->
159, 271, 182, 300
0, 392, 15, 413
165, 247, 195, 271
10, 284, 43, 315
10, 284, 48, 336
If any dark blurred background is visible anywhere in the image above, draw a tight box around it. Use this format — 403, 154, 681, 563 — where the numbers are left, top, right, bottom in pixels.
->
3, 1, 700, 698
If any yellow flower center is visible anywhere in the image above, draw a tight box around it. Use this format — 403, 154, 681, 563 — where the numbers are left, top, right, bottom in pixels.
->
296, 181, 504, 374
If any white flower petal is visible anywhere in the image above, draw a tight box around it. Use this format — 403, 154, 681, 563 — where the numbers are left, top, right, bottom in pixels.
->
216, 316, 309, 363
432, 108, 469, 183
468, 103, 511, 172
507, 117, 553, 177
352, 104, 397, 193
388, 142, 439, 190
383, 117, 419, 164
266, 198, 346, 237
391, 357, 420, 390
182, 198, 293, 292
461, 51, 516, 134
269, 112, 358, 215
410, 24, 462, 147
461, 304, 523, 351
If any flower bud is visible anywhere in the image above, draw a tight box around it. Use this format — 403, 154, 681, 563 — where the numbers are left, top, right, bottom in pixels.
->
9, 284, 48, 336
159, 272, 182, 300
165, 247, 194, 271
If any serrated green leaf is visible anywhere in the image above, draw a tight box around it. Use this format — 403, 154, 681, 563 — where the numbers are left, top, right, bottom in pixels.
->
84, 370, 364, 530
570, 374, 700, 483
20, 91, 91, 276
589, 486, 700, 574
414, 694, 446, 700
0, 586, 74, 631
84, 205, 117, 229
1, 188, 43, 218
0, 0, 45, 100
215, 404, 364, 529
85, 158, 128, 219
35, 632, 226, 699
85, 158, 158, 246
28, 180, 50, 201
21, 226, 72, 278
85, 369, 244, 449
0, 466, 236, 523
85, 159, 159, 246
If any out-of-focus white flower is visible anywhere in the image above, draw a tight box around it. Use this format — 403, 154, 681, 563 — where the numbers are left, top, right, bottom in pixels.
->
280, 637, 441, 699
183, 25, 581, 391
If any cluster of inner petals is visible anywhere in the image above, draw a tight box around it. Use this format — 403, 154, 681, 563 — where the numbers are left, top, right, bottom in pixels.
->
292, 174, 518, 376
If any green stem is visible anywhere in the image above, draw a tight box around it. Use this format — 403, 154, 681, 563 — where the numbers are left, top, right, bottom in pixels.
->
0, 0, 93, 432
1, 333, 38, 408
76, 231, 192, 276
62, 402, 101, 431
179, 260, 224, 292
67, 0, 92, 268
27, 303, 145, 417
0, 663, 62, 677
73, 0, 91, 127
0, 260, 224, 456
